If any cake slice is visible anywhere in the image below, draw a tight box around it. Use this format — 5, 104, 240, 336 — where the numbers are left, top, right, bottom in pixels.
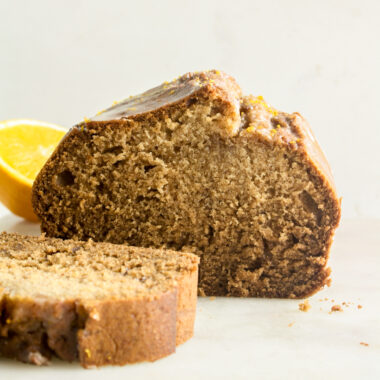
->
32, 70, 341, 298
0, 232, 198, 367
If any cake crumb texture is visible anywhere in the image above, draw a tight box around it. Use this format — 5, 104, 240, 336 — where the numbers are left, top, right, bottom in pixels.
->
0, 232, 198, 367
32, 70, 341, 298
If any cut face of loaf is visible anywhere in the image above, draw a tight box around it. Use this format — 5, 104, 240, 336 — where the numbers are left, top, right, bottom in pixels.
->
32, 70, 341, 298
0, 232, 199, 367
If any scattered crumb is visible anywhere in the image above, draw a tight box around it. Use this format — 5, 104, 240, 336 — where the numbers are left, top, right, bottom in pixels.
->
209, 296, 216, 301
317, 298, 364, 313
331, 305, 343, 312
360, 342, 369, 347
298, 299, 311, 312
288, 322, 295, 327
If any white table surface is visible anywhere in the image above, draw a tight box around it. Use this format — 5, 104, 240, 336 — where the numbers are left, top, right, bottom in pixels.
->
0, 204, 379, 380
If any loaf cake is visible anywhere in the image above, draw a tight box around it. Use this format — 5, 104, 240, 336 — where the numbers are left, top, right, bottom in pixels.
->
32, 70, 341, 298
0, 232, 198, 367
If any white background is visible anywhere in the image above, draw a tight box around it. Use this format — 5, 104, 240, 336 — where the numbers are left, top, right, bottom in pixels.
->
1, 0, 379, 219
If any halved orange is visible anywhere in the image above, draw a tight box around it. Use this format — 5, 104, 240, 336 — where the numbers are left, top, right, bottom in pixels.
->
0, 119, 66, 222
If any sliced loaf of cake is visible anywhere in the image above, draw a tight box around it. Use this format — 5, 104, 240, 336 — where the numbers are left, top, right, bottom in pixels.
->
32, 70, 341, 298
0, 232, 198, 367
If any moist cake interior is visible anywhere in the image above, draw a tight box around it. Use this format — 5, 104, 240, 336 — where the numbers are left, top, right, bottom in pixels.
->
0, 233, 194, 300
32, 71, 340, 298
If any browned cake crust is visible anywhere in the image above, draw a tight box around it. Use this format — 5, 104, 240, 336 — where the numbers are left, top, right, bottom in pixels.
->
0, 232, 199, 367
32, 70, 341, 298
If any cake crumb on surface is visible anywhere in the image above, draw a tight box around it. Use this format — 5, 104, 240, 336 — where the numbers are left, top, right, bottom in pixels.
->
298, 299, 311, 312
209, 296, 216, 301
319, 299, 362, 311
288, 322, 295, 327
331, 305, 343, 312
360, 342, 369, 347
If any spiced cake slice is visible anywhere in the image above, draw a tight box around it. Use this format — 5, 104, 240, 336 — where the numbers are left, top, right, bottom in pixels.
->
0, 232, 199, 367
32, 70, 341, 298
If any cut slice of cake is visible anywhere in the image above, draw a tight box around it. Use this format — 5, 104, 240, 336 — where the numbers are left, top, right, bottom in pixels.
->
0, 232, 198, 367
32, 70, 341, 298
